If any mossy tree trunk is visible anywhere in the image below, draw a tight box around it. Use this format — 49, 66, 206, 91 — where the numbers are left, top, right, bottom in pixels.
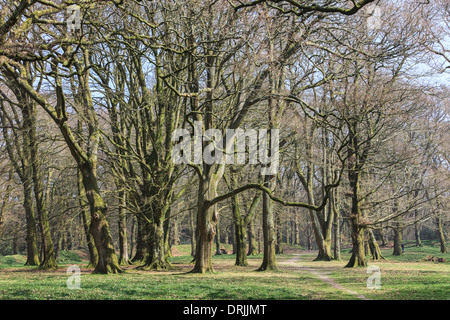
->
377, 226, 387, 247
228, 173, 262, 265
368, 229, 384, 260
25, 100, 57, 270
275, 214, 284, 255
214, 220, 222, 255
129, 217, 136, 259
142, 217, 167, 270
258, 175, 278, 271
80, 164, 122, 274
192, 178, 218, 273
23, 176, 40, 266
247, 220, 258, 256
293, 214, 300, 246
4, 46, 122, 274
436, 213, 447, 254
232, 194, 248, 266
295, 126, 333, 262
414, 216, 422, 247
190, 210, 196, 257
132, 217, 150, 263
190, 39, 221, 273
346, 225, 366, 267
0, 170, 12, 237
393, 227, 403, 256
139, 199, 171, 271
118, 190, 129, 266
332, 189, 341, 260
77, 168, 98, 268
0, 72, 40, 266
393, 219, 403, 256
345, 120, 367, 268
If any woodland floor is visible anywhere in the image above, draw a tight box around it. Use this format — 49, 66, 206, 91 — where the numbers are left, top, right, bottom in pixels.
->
0, 241, 448, 300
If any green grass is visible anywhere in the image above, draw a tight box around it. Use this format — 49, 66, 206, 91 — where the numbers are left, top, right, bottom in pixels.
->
0, 257, 355, 300
317, 241, 450, 300
0, 243, 448, 300
0, 255, 27, 268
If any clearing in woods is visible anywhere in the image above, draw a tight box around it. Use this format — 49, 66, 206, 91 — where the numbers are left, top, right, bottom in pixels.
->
0, 243, 448, 300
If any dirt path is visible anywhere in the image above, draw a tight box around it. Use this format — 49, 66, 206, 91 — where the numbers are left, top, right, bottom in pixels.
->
280, 253, 370, 300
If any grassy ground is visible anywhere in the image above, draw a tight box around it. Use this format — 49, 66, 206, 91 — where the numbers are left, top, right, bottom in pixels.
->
0, 241, 448, 300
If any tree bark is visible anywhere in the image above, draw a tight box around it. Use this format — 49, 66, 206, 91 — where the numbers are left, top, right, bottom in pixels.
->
77, 169, 98, 268
368, 229, 384, 260
0, 89, 39, 266
214, 220, 222, 255
332, 189, 341, 260
393, 225, 403, 256
129, 216, 136, 259
232, 194, 248, 266
247, 220, 258, 256
414, 217, 422, 247
23, 176, 40, 266
139, 201, 171, 270
436, 213, 447, 254
192, 179, 218, 273
118, 190, 129, 266
132, 217, 149, 263
190, 210, 196, 257
275, 214, 284, 254
80, 164, 122, 274
258, 175, 278, 271
345, 119, 367, 268
25, 101, 57, 270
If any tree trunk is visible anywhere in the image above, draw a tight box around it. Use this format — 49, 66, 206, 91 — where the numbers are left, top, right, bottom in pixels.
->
12, 235, 18, 255
231, 223, 236, 254
77, 169, 98, 268
294, 214, 300, 245
258, 175, 278, 271
393, 225, 403, 256
346, 224, 366, 267
247, 220, 258, 256
368, 229, 384, 260
235, 218, 248, 266
28, 108, 57, 270
164, 212, 172, 264
231, 192, 248, 266
192, 180, 218, 273
365, 238, 370, 257
189, 210, 196, 257
333, 200, 341, 260
345, 120, 366, 268
414, 209, 422, 247
129, 216, 136, 259
23, 176, 40, 266
33, 169, 57, 270
257, 226, 262, 254
414, 223, 422, 247
0, 172, 12, 241
345, 171, 366, 267
141, 216, 168, 270
275, 214, 283, 254
132, 217, 149, 263
138, 185, 172, 271
118, 190, 129, 266
436, 214, 447, 254
80, 164, 122, 274
172, 215, 180, 246
310, 209, 333, 261
215, 220, 222, 255
377, 226, 387, 247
